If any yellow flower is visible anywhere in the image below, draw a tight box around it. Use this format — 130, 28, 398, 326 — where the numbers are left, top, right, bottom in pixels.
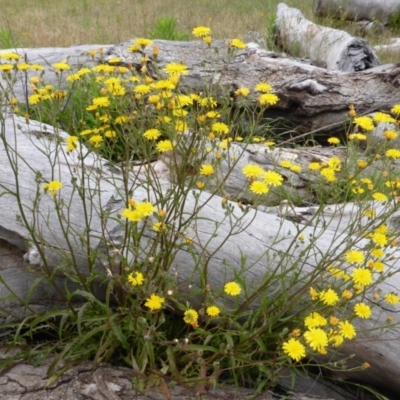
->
163, 62, 188, 76
127, 271, 145, 286
152, 222, 167, 232
258, 93, 279, 106
384, 130, 398, 140
342, 290, 353, 300
385, 293, 399, 305
345, 250, 364, 264
28, 94, 42, 105
282, 338, 306, 362
231, 38, 246, 49
338, 320, 356, 339
264, 170, 283, 186
92, 96, 110, 108
329, 333, 344, 347
135, 201, 155, 217
354, 116, 374, 131
53, 62, 70, 71
192, 26, 212, 37
304, 328, 328, 352
0, 52, 21, 60
43, 180, 63, 196
352, 268, 373, 286
304, 312, 327, 328
329, 316, 339, 325
203, 36, 212, 45
290, 165, 302, 173
390, 104, 400, 115
357, 160, 368, 168
242, 164, 264, 179
320, 168, 336, 182
309, 287, 319, 300
327, 137, 340, 145
89, 135, 103, 148
143, 128, 161, 140
134, 85, 151, 95
235, 87, 250, 97
249, 181, 269, 194
196, 181, 205, 189
372, 192, 388, 201
66, 135, 79, 152
134, 38, 153, 48
255, 82, 272, 93
183, 309, 199, 326
121, 208, 142, 222
386, 149, 400, 159
206, 306, 220, 317
371, 248, 384, 258
354, 302, 372, 319
319, 289, 339, 306
370, 231, 388, 247
212, 122, 229, 135
156, 140, 173, 152
224, 281, 241, 296
373, 112, 396, 123
308, 162, 321, 170
145, 294, 165, 311
200, 164, 214, 176
349, 133, 367, 141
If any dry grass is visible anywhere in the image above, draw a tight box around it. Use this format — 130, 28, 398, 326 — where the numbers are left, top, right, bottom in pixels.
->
0, 0, 311, 47
0, 0, 398, 63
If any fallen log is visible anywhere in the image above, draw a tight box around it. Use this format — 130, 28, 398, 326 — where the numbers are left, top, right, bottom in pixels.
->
1, 109, 400, 394
2, 38, 399, 139
314, 0, 400, 25
275, 3, 380, 72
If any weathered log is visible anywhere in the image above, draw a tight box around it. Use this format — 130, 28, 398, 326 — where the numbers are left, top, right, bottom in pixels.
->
1, 109, 400, 394
2, 38, 400, 139
275, 3, 380, 72
314, 0, 400, 25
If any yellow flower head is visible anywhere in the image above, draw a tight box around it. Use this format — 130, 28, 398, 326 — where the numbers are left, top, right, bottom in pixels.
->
242, 164, 264, 179
304, 328, 328, 352
212, 122, 229, 135
200, 164, 214, 176
235, 87, 250, 97
192, 26, 212, 37
255, 82, 272, 93
127, 271, 145, 286
206, 306, 221, 317
354, 302, 372, 319
282, 338, 306, 362
163, 62, 188, 76
224, 281, 241, 296
264, 170, 283, 186
385, 293, 399, 305
352, 268, 373, 286
183, 309, 199, 326
258, 93, 279, 106
134, 38, 153, 48
43, 180, 63, 196
145, 294, 165, 311
156, 140, 173, 153
319, 289, 339, 306
249, 181, 269, 195
230, 38, 246, 49
338, 320, 356, 339
143, 128, 161, 140
354, 116, 374, 131
344, 250, 365, 265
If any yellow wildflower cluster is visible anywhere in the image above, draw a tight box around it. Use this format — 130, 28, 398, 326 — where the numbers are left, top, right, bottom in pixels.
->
283, 224, 398, 362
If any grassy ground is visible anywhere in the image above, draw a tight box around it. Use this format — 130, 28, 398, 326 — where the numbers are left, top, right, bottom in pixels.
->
0, 0, 398, 63
0, 0, 311, 47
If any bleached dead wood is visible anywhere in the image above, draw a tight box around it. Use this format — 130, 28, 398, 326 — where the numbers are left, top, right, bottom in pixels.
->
2, 37, 400, 138
314, 0, 400, 25
1, 111, 400, 393
276, 3, 380, 72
